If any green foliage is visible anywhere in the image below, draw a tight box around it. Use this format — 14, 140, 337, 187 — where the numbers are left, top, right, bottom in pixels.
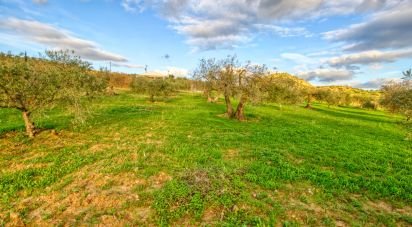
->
315, 86, 380, 109
0, 50, 107, 136
402, 68, 412, 80
193, 55, 269, 120
381, 77, 412, 120
261, 73, 311, 105
130, 77, 175, 102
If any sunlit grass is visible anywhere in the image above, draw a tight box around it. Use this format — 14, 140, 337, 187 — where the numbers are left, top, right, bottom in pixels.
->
0, 91, 411, 226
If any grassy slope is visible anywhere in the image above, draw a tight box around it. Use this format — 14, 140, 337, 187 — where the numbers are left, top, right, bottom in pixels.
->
0, 91, 411, 226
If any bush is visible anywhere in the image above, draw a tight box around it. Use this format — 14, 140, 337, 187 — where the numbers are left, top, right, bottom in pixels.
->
362, 100, 378, 110
130, 77, 175, 102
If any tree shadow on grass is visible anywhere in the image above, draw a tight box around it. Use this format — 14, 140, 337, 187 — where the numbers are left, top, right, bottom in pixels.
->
336, 106, 394, 118
0, 117, 69, 137
311, 107, 395, 124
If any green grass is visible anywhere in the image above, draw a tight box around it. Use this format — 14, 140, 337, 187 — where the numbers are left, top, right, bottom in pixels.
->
0, 91, 411, 226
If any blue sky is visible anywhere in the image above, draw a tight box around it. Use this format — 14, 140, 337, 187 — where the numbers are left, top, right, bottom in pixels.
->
0, 0, 411, 88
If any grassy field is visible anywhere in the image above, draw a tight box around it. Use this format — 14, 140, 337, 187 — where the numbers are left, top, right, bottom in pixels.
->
0, 91, 411, 226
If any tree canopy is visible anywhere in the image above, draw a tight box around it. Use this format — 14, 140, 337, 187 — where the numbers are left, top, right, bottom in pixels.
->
0, 50, 107, 137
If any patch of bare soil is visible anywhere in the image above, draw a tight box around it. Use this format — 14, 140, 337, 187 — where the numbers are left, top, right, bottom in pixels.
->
8, 162, 50, 172
202, 207, 223, 223
11, 167, 151, 225
88, 144, 112, 153
7, 213, 25, 227
149, 171, 172, 189
365, 200, 412, 216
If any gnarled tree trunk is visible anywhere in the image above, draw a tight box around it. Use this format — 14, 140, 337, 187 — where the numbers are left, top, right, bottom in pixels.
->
224, 94, 234, 117
234, 95, 247, 121
207, 91, 213, 103
22, 111, 35, 138
305, 94, 313, 109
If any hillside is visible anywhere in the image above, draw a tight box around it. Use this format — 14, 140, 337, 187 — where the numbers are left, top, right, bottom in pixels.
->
1, 91, 411, 226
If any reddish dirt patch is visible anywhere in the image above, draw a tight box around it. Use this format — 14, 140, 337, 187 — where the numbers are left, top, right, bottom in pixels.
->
365, 200, 412, 216
150, 171, 172, 189
11, 168, 149, 225
7, 213, 25, 227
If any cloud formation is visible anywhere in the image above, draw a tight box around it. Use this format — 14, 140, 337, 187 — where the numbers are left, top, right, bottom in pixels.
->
324, 1, 412, 51
327, 49, 412, 69
112, 62, 145, 69
33, 0, 48, 4
281, 53, 315, 64
145, 67, 189, 77
298, 68, 354, 82
352, 77, 401, 89
0, 18, 128, 62
122, 0, 397, 50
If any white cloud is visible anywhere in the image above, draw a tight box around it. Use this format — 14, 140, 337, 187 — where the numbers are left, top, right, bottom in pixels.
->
122, 0, 397, 50
146, 66, 189, 77
298, 68, 355, 82
255, 24, 312, 37
324, 1, 412, 51
327, 49, 412, 69
0, 18, 128, 62
352, 77, 401, 89
122, 0, 147, 12
112, 62, 144, 69
281, 53, 314, 64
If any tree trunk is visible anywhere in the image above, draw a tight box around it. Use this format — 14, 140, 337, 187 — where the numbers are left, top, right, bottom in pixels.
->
234, 96, 247, 121
224, 94, 234, 117
207, 93, 213, 103
305, 94, 312, 109
22, 111, 35, 138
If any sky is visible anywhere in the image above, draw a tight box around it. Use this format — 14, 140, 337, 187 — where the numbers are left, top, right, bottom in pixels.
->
0, 0, 411, 89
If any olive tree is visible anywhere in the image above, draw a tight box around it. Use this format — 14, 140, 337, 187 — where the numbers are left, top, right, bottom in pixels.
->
232, 63, 268, 120
315, 88, 343, 107
0, 50, 107, 137
193, 58, 221, 102
194, 55, 268, 120
381, 70, 412, 120
130, 77, 174, 102
261, 73, 311, 109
